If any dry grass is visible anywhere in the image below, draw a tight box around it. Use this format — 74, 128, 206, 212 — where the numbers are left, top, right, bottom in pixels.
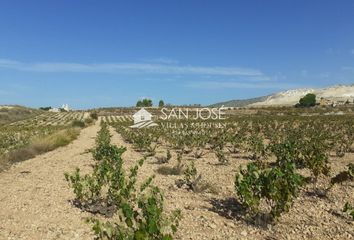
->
0, 128, 80, 171
0, 105, 41, 125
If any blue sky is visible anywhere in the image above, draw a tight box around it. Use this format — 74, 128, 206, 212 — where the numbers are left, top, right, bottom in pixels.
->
1, 0, 354, 109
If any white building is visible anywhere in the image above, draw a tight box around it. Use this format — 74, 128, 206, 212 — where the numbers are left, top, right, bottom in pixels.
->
49, 108, 60, 113
48, 104, 71, 112
62, 104, 71, 111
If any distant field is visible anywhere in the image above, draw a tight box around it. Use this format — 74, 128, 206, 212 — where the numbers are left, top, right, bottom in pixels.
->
0, 109, 91, 171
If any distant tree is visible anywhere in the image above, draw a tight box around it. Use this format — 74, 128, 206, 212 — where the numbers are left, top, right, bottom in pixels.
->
136, 100, 143, 107
144, 98, 153, 107
90, 112, 98, 120
39, 107, 52, 111
136, 98, 153, 107
298, 93, 316, 107
158, 100, 165, 107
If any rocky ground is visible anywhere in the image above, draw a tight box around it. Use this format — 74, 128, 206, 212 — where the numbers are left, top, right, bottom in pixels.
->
0, 119, 353, 240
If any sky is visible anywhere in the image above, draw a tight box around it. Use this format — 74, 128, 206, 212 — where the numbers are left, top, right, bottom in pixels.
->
0, 0, 354, 109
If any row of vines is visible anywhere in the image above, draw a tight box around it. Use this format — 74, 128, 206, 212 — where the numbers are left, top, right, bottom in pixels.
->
111, 115, 354, 223
0, 112, 94, 161
65, 122, 181, 239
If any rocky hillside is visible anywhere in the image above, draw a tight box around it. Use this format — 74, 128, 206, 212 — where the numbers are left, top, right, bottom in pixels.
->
211, 84, 354, 107
209, 95, 270, 108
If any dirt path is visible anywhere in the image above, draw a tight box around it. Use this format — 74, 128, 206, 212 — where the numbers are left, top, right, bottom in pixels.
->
0, 122, 100, 240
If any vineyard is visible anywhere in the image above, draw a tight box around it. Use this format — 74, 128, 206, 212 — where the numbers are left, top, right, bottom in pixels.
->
9, 111, 90, 127
0, 110, 353, 239
64, 113, 354, 239
2, 1, 354, 238
101, 115, 133, 124
0, 111, 91, 171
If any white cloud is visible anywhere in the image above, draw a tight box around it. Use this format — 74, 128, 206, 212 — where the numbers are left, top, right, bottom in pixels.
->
142, 57, 179, 64
0, 59, 21, 67
0, 58, 264, 77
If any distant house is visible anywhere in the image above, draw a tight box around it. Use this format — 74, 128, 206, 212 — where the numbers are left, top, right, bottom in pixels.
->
133, 108, 152, 124
49, 108, 60, 113
62, 104, 71, 111
48, 104, 71, 112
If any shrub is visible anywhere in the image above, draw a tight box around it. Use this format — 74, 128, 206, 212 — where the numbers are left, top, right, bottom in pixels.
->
87, 186, 181, 240
183, 161, 200, 190
270, 134, 331, 181
136, 98, 153, 107
92, 122, 114, 161
234, 163, 263, 213
159, 100, 165, 108
157, 149, 172, 164
157, 158, 184, 176
343, 202, 354, 220
297, 93, 316, 107
227, 130, 246, 154
84, 118, 94, 125
48, 128, 80, 147
72, 120, 86, 128
6, 128, 80, 164
215, 149, 228, 165
90, 112, 98, 120
39, 107, 52, 111
65, 123, 181, 239
171, 160, 215, 194
235, 161, 303, 220
247, 135, 268, 162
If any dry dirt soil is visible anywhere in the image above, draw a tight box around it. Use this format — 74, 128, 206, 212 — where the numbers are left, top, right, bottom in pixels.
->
0, 119, 353, 240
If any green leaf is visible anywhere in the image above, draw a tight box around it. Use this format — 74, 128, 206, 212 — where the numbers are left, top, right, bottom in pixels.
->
134, 230, 147, 240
